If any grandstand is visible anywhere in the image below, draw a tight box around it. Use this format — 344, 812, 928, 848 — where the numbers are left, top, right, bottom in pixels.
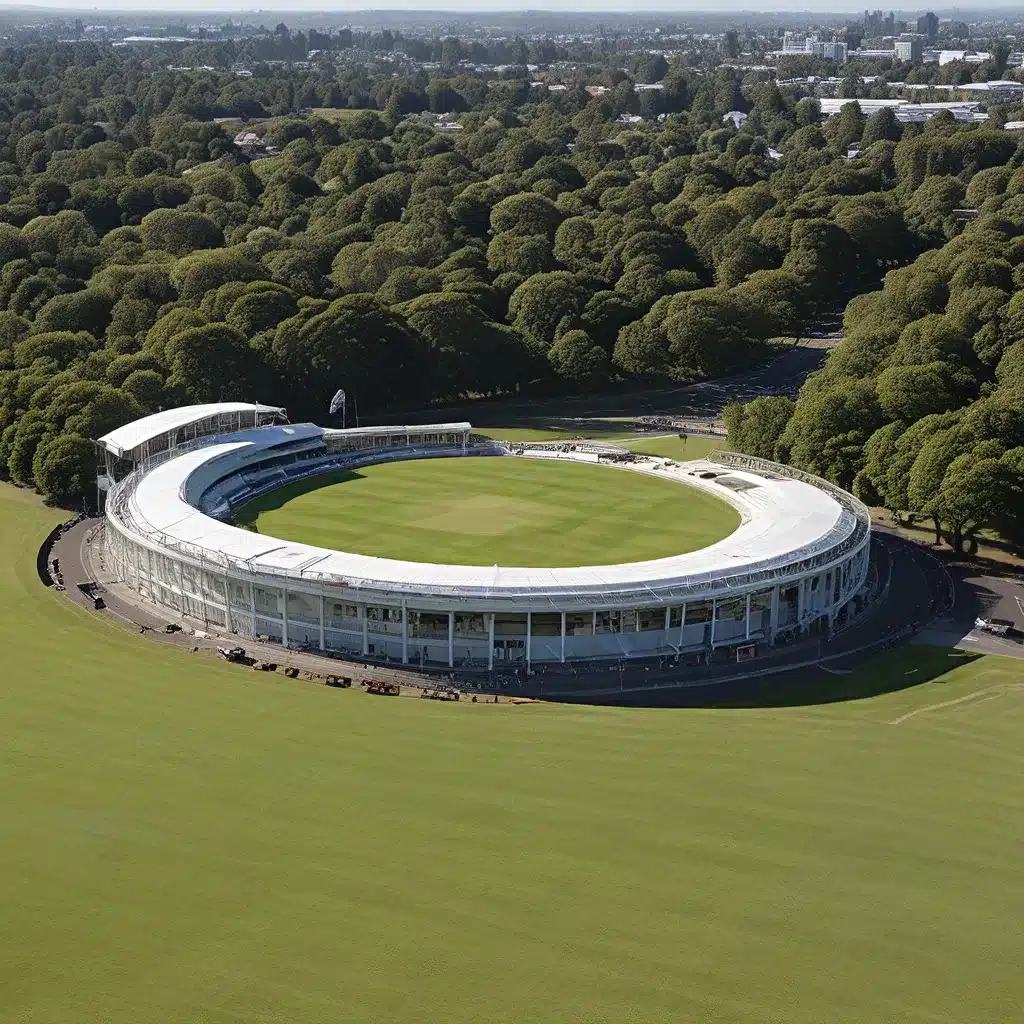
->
97, 404, 871, 673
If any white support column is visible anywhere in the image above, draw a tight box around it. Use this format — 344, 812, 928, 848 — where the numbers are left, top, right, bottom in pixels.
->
362, 607, 369, 656
710, 598, 717, 647
401, 601, 408, 664
744, 593, 751, 640
488, 613, 495, 671
448, 610, 454, 668
319, 594, 326, 651
224, 574, 232, 633
176, 559, 186, 617
664, 605, 671, 632
769, 585, 780, 643
281, 587, 288, 648
526, 611, 532, 668
797, 578, 806, 628
249, 579, 256, 636
560, 611, 566, 664
591, 610, 597, 635
679, 602, 686, 646
198, 557, 209, 626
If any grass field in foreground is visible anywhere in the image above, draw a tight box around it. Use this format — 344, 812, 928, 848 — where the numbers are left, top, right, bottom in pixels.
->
2, 486, 1024, 1023
235, 456, 740, 566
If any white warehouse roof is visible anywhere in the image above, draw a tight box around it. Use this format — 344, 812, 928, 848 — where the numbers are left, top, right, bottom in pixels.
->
98, 402, 284, 458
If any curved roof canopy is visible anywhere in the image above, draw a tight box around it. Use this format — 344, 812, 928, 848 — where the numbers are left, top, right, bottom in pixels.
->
118, 428, 857, 604
97, 402, 285, 459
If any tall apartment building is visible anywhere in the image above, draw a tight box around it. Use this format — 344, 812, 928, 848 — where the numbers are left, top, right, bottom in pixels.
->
895, 37, 924, 61
916, 12, 939, 40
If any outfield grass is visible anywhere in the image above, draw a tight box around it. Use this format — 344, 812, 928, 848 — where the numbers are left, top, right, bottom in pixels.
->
2, 485, 1024, 1023
624, 434, 729, 460
235, 456, 740, 566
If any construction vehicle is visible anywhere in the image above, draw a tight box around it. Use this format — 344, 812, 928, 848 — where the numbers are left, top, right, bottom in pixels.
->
420, 687, 460, 701
975, 617, 1015, 637
365, 678, 400, 696
218, 646, 249, 663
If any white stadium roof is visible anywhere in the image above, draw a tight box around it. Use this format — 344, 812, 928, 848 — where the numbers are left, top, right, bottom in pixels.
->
118, 427, 856, 602
97, 403, 284, 458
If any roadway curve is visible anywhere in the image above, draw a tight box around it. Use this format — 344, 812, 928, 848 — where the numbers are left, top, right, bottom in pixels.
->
406, 337, 842, 431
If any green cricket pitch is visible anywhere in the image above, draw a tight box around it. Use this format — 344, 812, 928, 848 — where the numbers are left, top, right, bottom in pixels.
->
234, 456, 740, 566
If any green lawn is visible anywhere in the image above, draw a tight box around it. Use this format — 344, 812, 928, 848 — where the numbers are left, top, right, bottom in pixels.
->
234, 456, 740, 566
624, 434, 729, 460
2, 485, 1024, 1023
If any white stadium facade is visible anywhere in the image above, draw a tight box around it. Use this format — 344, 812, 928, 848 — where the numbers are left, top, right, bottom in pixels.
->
97, 403, 872, 671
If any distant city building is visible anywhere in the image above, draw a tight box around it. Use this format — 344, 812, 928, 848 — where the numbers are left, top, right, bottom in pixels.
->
779, 32, 847, 62
852, 49, 901, 60
916, 12, 939, 40
819, 40, 848, 62
894, 38, 924, 62
863, 9, 896, 35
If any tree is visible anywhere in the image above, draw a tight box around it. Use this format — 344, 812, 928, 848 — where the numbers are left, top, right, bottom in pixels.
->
31, 433, 95, 506
777, 378, 883, 488
827, 101, 866, 149
487, 232, 553, 277
140, 208, 223, 256
399, 290, 536, 396
907, 427, 965, 542
169, 248, 260, 300
166, 324, 264, 404
225, 285, 298, 336
881, 413, 959, 521
270, 296, 428, 415
33, 290, 115, 339
936, 454, 1017, 551
120, 369, 165, 411
6, 412, 48, 484
21, 210, 96, 253
508, 272, 590, 348
876, 361, 961, 422
725, 395, 795, 459
490, 192, 564, 237
547, 329, 610, 383
860, 107, 902, 148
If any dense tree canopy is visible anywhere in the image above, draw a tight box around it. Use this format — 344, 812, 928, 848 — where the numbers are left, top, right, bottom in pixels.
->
1, 38, 1023, 509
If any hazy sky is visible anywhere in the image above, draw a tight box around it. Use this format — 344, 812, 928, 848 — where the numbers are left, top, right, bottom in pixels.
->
0, 0, 1011, 11
0, 1, 935, 12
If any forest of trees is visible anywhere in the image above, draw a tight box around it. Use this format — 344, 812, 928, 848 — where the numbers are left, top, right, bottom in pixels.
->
727, 206, 1024, 553
0, 40, 1021, 519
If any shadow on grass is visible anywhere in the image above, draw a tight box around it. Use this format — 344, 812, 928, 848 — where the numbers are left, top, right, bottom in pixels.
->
232, 469, 366, 529
580, 646, 986, 709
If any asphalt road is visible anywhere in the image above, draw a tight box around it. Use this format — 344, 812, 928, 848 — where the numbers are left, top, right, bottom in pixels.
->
400, 342, 836, 429
918, 567, 1024, 659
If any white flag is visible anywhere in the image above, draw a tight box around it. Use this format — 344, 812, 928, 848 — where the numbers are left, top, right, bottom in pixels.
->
329, 389, 346, 415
